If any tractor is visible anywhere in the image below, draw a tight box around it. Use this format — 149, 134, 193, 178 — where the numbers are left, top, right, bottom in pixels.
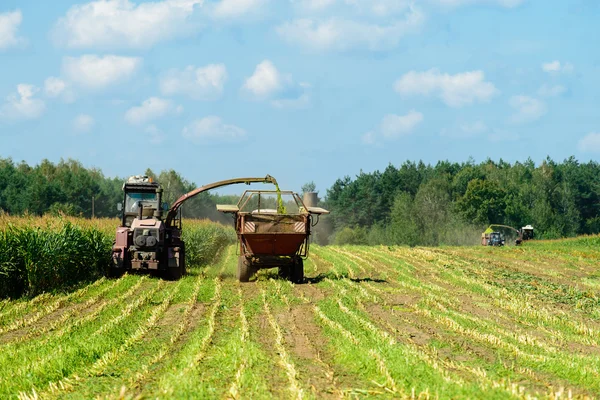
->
110, 174, 277, 280
481, 224, 534, 246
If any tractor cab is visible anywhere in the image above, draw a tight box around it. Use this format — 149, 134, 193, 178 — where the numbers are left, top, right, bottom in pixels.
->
118, 175, 165, 227
488, 232, 505, 246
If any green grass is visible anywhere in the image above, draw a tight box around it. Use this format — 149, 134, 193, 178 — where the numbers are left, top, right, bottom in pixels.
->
2, 237, 600, 399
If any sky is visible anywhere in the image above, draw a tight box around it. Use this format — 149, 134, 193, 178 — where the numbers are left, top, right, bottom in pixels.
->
0, 0, 599, 195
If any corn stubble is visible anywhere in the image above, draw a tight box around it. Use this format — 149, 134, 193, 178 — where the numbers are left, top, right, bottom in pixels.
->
0, 220, 599, 399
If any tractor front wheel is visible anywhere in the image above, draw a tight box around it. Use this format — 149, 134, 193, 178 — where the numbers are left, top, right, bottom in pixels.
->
237, 256, 254, 282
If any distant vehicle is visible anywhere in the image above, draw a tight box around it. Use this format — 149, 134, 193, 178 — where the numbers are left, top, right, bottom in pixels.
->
521, 225, 534, 241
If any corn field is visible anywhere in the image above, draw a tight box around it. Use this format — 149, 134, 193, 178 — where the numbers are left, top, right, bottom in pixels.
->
0, 216, 235, 298
0, 217, 598, 398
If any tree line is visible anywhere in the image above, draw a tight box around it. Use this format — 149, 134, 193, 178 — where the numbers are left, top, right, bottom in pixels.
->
322, 157, 600, 245
0, 158, 235, 225
2, 156, 599, 246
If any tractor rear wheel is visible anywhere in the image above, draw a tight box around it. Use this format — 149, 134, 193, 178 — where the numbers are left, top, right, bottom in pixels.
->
237, 256, 254, 282
290, 258, 304, 284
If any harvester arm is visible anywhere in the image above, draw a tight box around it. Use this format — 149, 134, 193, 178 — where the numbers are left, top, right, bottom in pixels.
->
165, 175, 277, 226
485, 224, 521, 236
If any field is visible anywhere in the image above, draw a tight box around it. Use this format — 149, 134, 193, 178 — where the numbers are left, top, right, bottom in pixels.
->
1, 228, 600, 398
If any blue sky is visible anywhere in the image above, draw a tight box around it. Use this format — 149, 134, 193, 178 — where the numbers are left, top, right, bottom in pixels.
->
0, 0, 599, 195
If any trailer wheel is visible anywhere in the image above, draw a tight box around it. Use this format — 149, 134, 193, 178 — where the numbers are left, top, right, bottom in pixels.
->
278, 265, 290, 280
290, 258, 304, 284
237, 256, 254, 282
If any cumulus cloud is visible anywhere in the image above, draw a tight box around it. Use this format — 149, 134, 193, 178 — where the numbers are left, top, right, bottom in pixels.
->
44, 77, 67, 97
160, 64, 227, 100
0, 10, 25, 50
242, 60, 288, 99
509, 95, 546, 124
53, 0, 203, 49
242, 60, 310, 108
182, 116, 246, 143
209, 0, 269, 19
125, 97, 181, 125
578, 133, 600, 153
0, 84, 46, 120
62, 55, 142, 89
537, 84, 566, 98
293, 0, 337, 12
276, 6, 424, 52
429, 0, 525, 7
363, 110, 423, 144
381, 111, 424, 138
542, 60, 574, 74
394, 69, 498, 107
73, 114, 95, 132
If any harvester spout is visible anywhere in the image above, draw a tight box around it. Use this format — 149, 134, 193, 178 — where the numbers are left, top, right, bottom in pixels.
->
165, 175, 277, 226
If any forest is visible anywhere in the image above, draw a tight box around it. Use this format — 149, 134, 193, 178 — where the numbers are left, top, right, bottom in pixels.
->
1, 156, 599, 246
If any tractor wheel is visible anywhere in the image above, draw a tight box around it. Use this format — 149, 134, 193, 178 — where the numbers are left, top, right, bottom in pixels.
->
164, 266, 183, 281
237, 256, 254, 282
106, 267, 124, 279
290, 258, 304, 284
164, 247, 186, 281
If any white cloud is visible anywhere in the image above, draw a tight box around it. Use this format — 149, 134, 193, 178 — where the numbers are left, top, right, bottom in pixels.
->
125, 97, 180, 125
276, 6, 424, 51
509, 95, 546, 124
242, 60, 289, 99
182, 116, 246, 143
537, 84, 566, 98
210, 0, 268, 19
381, 110, 423, 138
430, 0, 524, 7
0, 10, 24, 50
242, 61, 310, 107
578, 133, 600, 153
293, 0, 337, 12
542, 60, 574, 74
73, 114, 95, 132
62, 55, 142, 89
0, 84, 46, 120
363, 110, 423, 144
160, 64, 227, 100
44, 77, 67, 97
53, 0, 203, 49
394, 69, 498, 107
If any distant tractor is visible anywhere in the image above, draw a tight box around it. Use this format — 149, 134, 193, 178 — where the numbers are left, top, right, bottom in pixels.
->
111, 175, 277, 280
481, 224, 532, 246
217, 189, 329, 283
481, 232, 506, 246
520, 225, 535, 241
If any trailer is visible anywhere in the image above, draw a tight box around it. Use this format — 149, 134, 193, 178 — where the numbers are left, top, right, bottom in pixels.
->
218, 189, 329, 283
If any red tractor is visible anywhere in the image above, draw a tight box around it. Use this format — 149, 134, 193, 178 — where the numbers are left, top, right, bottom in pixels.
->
110, 175, 277, 280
